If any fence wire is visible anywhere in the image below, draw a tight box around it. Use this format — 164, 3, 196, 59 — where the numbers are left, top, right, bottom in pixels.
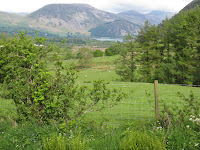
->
85, 82, 200, 126
0, 82, 200, 127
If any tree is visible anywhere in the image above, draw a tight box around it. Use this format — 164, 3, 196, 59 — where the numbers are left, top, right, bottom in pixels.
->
93, 49, 103, 57
1, 32, 123, 126
136, 20, 160, 82
115, 34, 137, 82
105, 42, 123, 56
76, 47, 93, 68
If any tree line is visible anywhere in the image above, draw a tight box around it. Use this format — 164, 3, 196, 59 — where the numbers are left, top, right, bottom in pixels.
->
113, 6, 200, 85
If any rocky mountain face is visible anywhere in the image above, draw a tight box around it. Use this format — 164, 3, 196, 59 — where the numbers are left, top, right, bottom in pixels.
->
89, 20, 140, 37
0, 3, 176, 37
28, 4, 123, 32
118, 10, 175, 25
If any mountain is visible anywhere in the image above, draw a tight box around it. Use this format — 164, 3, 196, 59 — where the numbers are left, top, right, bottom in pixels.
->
182, 0, 200, 11
27, 4, 123, 34
147, 11, 175, 18
118, 10, 147, 25
0, 3, 176, 38
15, 12, 29, 15
89, 20, 140, 37
0, 11, 59, 38
0, 11, 23, 25
118, 10, 176, 25
146, 11, 175, 24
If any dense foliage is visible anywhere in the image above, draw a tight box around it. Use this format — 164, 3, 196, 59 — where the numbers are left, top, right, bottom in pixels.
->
93, 49, 104, 57
112, 6, 200, 84
115, 34, 137, 82
0, 32, 123, 126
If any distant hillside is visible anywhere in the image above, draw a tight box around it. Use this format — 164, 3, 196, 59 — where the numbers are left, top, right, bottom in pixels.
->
118, 10, 176, 25
0, 3, 176, 38
89, 20, 140, 37
15, 12, 29, 15
0, 11, 23, 25
146, 11, 175, 24
182, 0, 200, 11
27, 4, 122, 33
118, 10, 147, 25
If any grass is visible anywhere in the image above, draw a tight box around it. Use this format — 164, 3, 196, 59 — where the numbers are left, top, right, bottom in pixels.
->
1, 55, 200, 126
0, 55, 200, 150
81, 81, 200, 127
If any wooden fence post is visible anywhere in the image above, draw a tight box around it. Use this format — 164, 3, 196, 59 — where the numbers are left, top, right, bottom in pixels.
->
154, 80, 159, 120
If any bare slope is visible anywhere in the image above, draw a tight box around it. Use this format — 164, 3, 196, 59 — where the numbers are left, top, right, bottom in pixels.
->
27, 4, 123, 34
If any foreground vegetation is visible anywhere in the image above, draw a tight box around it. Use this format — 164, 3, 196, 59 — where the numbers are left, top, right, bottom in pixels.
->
1, 6, 200, 149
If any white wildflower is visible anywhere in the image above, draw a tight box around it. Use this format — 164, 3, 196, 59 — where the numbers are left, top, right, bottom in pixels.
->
189, 118, 193, 121
157, 126, 162, 130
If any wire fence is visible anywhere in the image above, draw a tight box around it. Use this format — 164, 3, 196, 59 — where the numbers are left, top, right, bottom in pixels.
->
85, 81, 200, 126
0, 81, 200, 126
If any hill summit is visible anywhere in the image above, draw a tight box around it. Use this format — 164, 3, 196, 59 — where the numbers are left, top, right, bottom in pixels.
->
28, 4, 122, 32
0, 3, 177, 37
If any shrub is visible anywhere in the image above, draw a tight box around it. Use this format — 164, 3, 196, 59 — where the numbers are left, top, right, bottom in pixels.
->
105, 48, 114, 56
1, 32, 123, 126
159, 92, 200, 150
42, 132, 67, 150
165, 126, 200, 150
68, 129, 89, 150
64, 49, 75, 60
120, 129, 166, 150
93, 49, 103, 57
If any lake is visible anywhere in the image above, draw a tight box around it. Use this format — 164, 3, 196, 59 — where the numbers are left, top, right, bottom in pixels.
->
93, 38, 123, 42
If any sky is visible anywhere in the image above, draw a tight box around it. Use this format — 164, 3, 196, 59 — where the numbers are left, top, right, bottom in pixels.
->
0, 0, 193, 14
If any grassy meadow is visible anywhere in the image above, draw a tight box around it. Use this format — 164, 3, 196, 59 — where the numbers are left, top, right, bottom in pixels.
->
1, 55, 199, 126
0, 52, 200, 150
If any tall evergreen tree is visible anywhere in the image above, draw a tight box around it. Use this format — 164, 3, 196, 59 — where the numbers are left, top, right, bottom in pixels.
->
136, 20, 161, 82
115, 34, 137, 82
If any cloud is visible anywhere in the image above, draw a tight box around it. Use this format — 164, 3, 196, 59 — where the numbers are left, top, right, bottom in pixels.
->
101, 0, 193, 13
0, 0, 193, 13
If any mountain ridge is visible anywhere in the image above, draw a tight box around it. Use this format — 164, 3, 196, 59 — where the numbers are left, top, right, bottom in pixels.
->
0, 3, 176, 38
181, 0, 200, 11
118, 10, 176, 25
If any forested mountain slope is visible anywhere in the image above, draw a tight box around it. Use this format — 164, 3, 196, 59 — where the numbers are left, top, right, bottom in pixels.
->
89, 20, 140, 37
182, 0, 200, 11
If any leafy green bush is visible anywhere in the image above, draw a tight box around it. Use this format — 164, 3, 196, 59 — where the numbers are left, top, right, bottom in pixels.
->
64, 49, 75, 60
1, 32, 123, 126
159, 92, 200, 150
68, 128, 89, 150
165, 126, 200, 150
105, 48, 114, 56
93, 49, 103, 57
120, 129, 166, 150
42, 132, 67, 150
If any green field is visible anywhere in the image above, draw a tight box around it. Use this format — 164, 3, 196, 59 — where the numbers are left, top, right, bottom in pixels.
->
1, 55, 199, 127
